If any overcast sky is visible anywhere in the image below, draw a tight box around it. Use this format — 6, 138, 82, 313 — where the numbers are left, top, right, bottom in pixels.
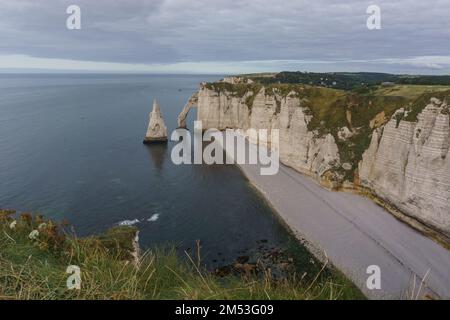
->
1, 0, 450, 74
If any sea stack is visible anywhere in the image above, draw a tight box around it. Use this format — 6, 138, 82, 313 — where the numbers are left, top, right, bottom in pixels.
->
143, 99, 168, 144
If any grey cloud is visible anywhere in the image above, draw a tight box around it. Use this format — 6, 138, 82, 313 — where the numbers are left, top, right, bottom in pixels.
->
0, 0, 449, 72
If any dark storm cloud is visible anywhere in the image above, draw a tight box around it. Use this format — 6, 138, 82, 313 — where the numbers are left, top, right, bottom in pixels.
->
1, 0, 450, 72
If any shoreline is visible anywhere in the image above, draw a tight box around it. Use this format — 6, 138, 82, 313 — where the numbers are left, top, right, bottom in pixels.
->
229, 141, 450, 299
241, 170, 331, 266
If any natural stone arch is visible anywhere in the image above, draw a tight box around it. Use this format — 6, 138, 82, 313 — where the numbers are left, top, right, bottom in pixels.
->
177, 92, 198, 128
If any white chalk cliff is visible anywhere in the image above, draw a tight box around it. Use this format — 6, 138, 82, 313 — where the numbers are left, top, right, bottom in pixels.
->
359, 98, 450, 236
144, 99, 168, 143
179, 84, 346, 187
178, 81, 450, 238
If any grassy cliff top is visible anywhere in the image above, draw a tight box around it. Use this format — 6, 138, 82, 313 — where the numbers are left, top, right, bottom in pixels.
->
242, 71, 450, 90
203, 80, 450, 128
0, 210, 364, 300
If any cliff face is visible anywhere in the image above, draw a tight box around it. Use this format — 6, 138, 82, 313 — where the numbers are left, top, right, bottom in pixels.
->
196, 85, 342, 188
359, 99, 450, 235
180, 81, 450, 237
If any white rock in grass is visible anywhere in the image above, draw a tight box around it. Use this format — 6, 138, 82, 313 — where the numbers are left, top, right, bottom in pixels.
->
28, 230, 39, 240
9, 220, 17, 230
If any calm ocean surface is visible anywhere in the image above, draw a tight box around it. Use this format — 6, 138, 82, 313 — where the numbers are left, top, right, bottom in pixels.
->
0, 74, 292, 266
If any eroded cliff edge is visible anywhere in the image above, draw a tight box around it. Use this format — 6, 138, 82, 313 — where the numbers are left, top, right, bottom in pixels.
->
179, 78, 450, 240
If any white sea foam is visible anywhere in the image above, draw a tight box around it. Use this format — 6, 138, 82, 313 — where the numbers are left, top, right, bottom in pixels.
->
147, 214, 159, 222
118, 219, 140, 226
118, 214, 159, 226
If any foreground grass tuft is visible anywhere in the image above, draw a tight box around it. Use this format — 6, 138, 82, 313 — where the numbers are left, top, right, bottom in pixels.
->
0, 210, 364, 300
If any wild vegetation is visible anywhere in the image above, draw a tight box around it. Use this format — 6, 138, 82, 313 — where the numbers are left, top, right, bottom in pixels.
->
246, 71, 450, 90
0, 209, 364, 300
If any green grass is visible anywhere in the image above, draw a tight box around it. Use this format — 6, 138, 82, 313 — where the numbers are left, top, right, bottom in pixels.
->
0, 210, 364, 300
373, 84, 450, 98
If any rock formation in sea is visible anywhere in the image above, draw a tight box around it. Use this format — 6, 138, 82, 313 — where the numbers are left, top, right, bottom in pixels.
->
178, 78, 450, 239
143, 99, 168, 144
177, 92, 198, 128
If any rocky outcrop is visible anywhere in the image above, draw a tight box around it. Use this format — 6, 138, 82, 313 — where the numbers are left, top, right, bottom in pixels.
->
359, 99, 450, 236
131, 231, 140, 268
144, 99, 168, 144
